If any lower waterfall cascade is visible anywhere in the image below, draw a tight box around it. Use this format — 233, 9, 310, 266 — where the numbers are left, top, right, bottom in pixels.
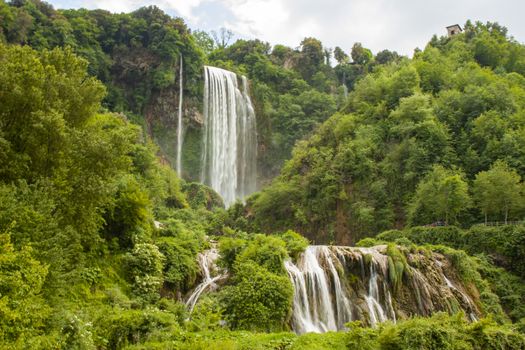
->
185, 248, 225, 312
187, 245, 480, 334
285, 245, 479, 333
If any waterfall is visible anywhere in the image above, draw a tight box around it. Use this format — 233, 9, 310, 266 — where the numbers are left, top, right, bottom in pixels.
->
186, 244, 480, 333
285, 246, 339, 333
201, 66, 257, 207
365, 263, 387, 326
186, 249, 224, 312
176, 54, 184, 176
285, 245, 480, 334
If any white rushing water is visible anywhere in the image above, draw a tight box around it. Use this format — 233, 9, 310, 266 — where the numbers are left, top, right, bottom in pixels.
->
284, 245, 477, 334
187, 244, 480, 333
186, 249, 223, 312
176, 54, 184, 176
365, 263, 387, 326
201, 66, 257, 207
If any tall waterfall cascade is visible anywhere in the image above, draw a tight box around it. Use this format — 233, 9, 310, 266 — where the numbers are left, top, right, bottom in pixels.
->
201, 66, 257, 207
176, 54, 184, 176
285, 245, 479, 334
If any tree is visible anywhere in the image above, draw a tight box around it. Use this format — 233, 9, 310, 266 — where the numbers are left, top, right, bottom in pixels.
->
375, 49, 400, 65
211, 27, 234, 49
408, 166, 471, 226
334, 46, 349, 65
193, 30, 215, 55
473, 161, 523, 224
298, 37, 324, 80
351, 42, 373, 65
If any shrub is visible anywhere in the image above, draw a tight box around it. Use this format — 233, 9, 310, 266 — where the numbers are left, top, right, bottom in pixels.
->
0, 234, 50, 344
125, 243, 165, 303
95, 309, 178, 349
220, 261, 293, 331
279, 230, 309, 261
236, 234, 289, 274
156, 236, 200, 292
346, 313, 525, 350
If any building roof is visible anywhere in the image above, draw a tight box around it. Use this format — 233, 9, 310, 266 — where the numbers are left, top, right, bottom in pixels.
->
446, 24, 463, 31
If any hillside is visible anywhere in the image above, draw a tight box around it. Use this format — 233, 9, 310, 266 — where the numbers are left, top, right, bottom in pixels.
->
241, 21, 525, 244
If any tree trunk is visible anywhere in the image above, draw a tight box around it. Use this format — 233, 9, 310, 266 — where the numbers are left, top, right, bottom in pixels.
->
484, 212, 487, 225
505, 209, 508, 225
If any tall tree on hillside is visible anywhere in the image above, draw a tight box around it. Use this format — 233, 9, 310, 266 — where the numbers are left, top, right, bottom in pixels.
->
298, 37, 324, 80
211, 27, 234, 49
473, 161, 523, 224
351, 42, 373, 65
334, 46, 349, 65
408, 166, 471, 226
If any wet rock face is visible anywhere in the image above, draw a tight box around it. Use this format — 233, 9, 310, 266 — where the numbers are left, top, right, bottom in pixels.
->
285, 245, 480, 333
143, 86, 203, 179
186, 244, 481, 334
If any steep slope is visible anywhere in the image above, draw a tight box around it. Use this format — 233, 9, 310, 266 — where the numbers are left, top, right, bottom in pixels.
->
244, 22, 525, 244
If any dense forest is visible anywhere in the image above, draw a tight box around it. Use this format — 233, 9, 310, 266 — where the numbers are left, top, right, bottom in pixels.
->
239, 21, 525, 244
1, 0, 525, 349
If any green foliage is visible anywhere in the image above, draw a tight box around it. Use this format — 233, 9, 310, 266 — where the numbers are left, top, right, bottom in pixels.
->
247, 21, 525, 244
408, 165, 471, 226
220, 261, 293, 332
218, 235, 249, 271
215, 232, 303, 332
0, 43, 104, 181
182, 182, 224, 210
104, 176, 153, 249
95, 308, 179, 349
187, 296, 224, 332
0, 233, 50, 345
156, 223, 205, 292
278, 230, 309, 261
1, 1, 205, 180
473, 160, 524, 223
386, 244, 409, 292
350, 312, 525, 350
351, 42, 373, 65
125, 243, 165, 304
236, 234, 289, 274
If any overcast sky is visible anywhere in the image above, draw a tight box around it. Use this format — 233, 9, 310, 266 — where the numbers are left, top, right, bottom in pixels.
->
48, 0, 524, 56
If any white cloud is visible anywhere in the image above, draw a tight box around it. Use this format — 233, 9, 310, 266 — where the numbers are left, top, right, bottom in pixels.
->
80, 0, 204, 21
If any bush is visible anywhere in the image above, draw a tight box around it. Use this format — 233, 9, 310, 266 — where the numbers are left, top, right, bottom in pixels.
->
125, 243, 165, 303
0, 234, 50, 345
156, 236, 200, 292
346, 313, 525, 350
220, 261, 293, 331
95, 309, 179, 349
463, 225, 525, 277
279, 230, 309, 261
218, 236, 248, 270
236, 234, 289, 274
104, 176, 154, 249
187, 296, 224, 332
